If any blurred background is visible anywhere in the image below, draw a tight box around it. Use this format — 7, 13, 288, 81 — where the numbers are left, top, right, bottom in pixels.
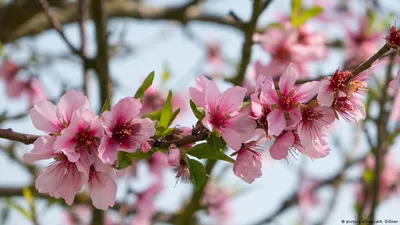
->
0, 0, 400, 225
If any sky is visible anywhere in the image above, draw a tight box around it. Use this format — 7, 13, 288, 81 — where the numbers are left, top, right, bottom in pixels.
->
0, 0, 400, 225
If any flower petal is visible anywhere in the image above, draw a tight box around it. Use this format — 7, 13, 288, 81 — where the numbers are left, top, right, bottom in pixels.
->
269, 131, 294, 160
267, 110, 286, 136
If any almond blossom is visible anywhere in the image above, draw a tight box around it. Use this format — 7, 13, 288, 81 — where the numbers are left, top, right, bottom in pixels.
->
189, 76, 256, 150
233, 129, 266, 183
87, 158, 117, 210
53, 107, 102, 175
260, 65, 319, 136
98, 97, 155, 164
168, 145, 180, 167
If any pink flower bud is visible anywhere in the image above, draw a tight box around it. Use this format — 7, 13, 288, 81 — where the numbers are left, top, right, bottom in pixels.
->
168, 146, 180, 167
386, 26, 400, 51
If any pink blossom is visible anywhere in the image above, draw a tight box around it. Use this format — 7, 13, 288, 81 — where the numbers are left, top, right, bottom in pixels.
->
30, 89, 89, 134
269, 130, 304, 160
189, 76, 256, 150
23, 136, 57, 163
386, 26, 400, 51
168, 146, 180, 167
148, 151, 169, 178
53, 107, 102, 175
132, 182, 163, 225
0, 60, 19, 81
389, 70, 400, 95
261, 65, 319, 136
202, 182, 232, 225
27, 78, 48, 105
206, 41, 223, 66
254, 21, 326, 78
6, 78, 26, 99
176, 162, 191, 183
35, 154, 87, 205
233, 129, 266, 183
87, 158, 117, 210
98, 97, 155, 164
298, 104, 335, 159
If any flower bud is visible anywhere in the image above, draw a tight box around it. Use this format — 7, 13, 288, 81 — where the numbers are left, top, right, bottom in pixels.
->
168, 145, 180, 167
386, 26, 400, 51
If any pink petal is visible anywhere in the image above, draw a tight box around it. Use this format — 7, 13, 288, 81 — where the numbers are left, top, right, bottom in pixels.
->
226, 113, 257, 145
261, 77, 279, 105
23, 136, 57, 163
88, 173, 117, 210
57, 89, 89, 124
269, 131, 294, 160
168, 147, 180, 167
111, 97, 142, 124
250, 93, 262, 119
317, 79, 335, 106
189, 87, 206, 108
220, 128, 242, 151
30, 101, 62, 134
295, 81, 320, 103
98, 136, 118, 164
267, 110, 286, 136
217, 86, 246, 115
233, 150, 262, 184
279, 64, 297, 94
204, 78, 221, 110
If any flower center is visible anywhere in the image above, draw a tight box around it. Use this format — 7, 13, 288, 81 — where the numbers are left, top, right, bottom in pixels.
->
279, 94, 295, 111
75, 128, 99, 152
330, 70, 352, 91
301, 108, 323, 126
209, 107, 229, 128
113, 122, 132, 141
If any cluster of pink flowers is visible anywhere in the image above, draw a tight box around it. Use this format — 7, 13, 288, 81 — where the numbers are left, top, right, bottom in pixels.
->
201, 182, 232, 225
24, 90, 155, 209
253, 19, 326, 78
0, 60, 47, 105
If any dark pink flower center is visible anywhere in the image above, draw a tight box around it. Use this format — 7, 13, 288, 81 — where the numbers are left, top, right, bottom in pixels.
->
386, 26, 400, 48
278, 93, 296, 111
209, 107, 229, 128
112, 122, 141, 145
275, 46, 291, 60
301, 108, 323, 127
330, 69, 352, 91
75, 129, 98, 149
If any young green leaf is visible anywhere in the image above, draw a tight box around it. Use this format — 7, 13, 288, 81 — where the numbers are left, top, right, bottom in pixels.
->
7, 199, 31, 219
187, 136, 235, 163
116, 152, 133, 170
157, 90, 173, 133
126, 150, 154, 160
189, 99, 205, 120
294, 6, 323, 27
100, 99, 110, 114
162, 63, 171, 84
143, 109, 162, 121
22, 187, 34, 206
188, 159, 206, 191
168, 108, 180, 127
134, 71, 155, 100
291, 0, 302, 24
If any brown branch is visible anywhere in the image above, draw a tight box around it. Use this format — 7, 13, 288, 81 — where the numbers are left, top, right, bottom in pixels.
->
0, 0, 244, 44
367, 52, 396, 221
79, 0, 90, 96
228, 0, 272, 86
350, 44, 391, 79
38, 0, 87, 61
91, 0, 113, 109
0, 129, 39, 145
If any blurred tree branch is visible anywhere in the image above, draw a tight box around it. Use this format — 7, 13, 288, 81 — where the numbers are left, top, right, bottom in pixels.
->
0, 0, 243, 44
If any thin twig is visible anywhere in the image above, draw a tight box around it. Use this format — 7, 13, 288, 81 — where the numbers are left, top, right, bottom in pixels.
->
78, 0, 90, 96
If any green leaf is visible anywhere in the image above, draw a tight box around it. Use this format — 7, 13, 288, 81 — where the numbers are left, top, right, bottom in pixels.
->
291, 0, 302, 25
189, 99, 205, 121
143, 110, 162, 120
157, 90, 173, 133
168, 108, 180, 127
187, 136, 235, 163
100, 99, 110, 114
188, 159, 206, 191
7, 199, 31, 219
294, 6, 323, 27
126, 151, 154, 160
116, 152, 133, 170
162, 63, 171, 84
134, 71, 155, 100
363, 169, 375, 184
22, 187, 33, 206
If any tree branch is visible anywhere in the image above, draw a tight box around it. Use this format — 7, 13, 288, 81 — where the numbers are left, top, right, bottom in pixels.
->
350, 44, 391, 79
228, 0, 272, 85
0, 129, 39, 145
